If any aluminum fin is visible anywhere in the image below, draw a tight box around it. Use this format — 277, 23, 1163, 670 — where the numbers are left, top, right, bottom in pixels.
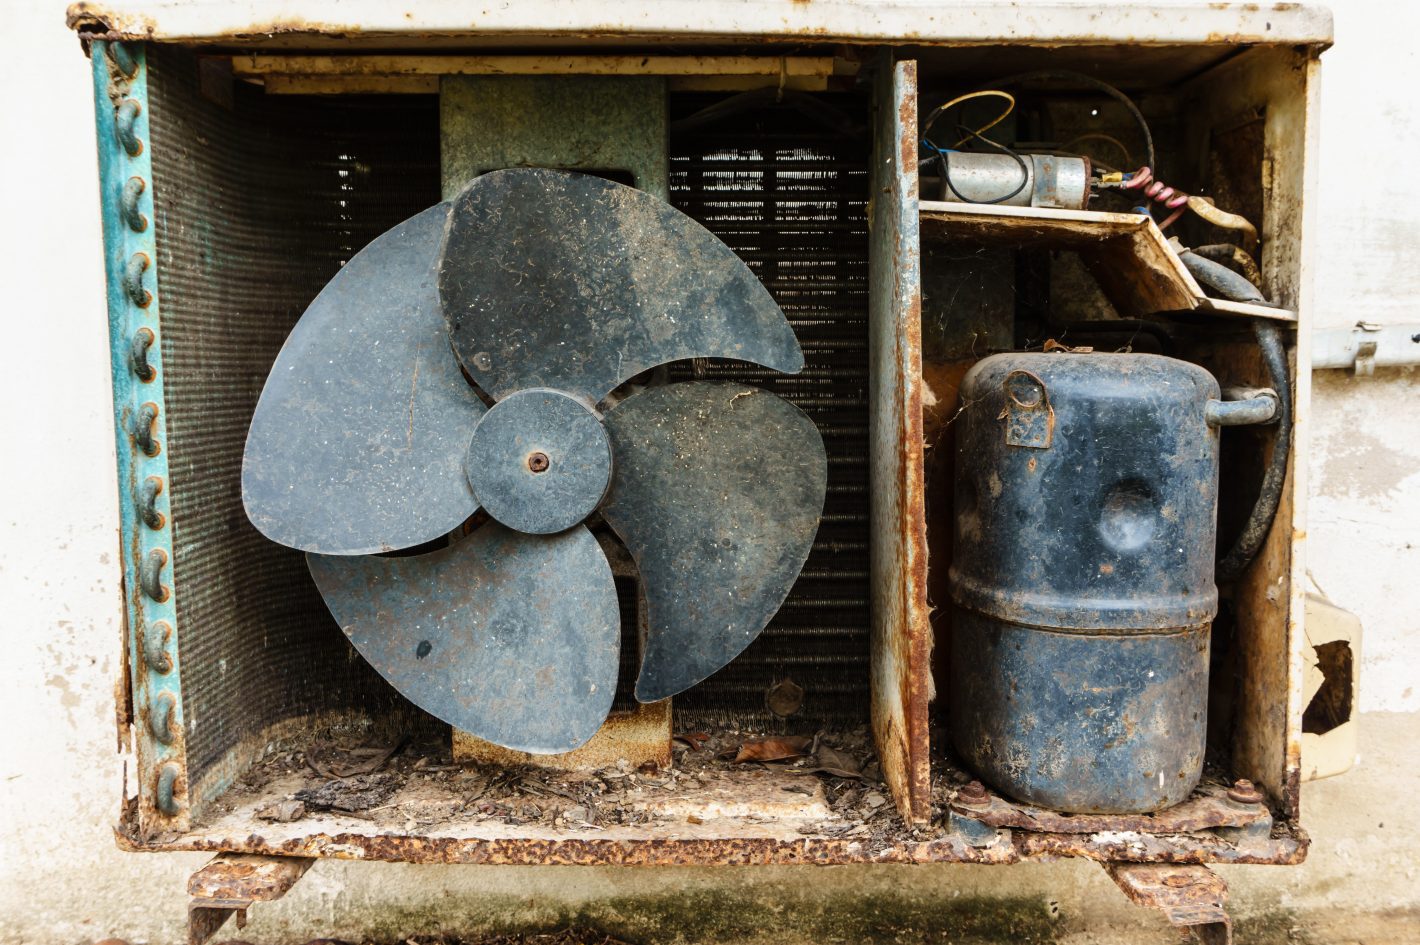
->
438, 168, 804, 404
243, 203, 486, 555
308, 523, 620, 754
600, 381, 827, 702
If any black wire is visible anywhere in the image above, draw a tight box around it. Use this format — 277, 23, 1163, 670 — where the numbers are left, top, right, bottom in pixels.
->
939, 124, 1031, 205
982, 70, 1156, 173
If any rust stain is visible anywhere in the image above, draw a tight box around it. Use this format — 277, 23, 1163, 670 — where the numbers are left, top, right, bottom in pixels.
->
188, 853, 314, 903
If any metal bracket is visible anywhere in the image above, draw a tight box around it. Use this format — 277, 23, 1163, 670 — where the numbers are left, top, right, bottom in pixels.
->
188, 854, 314, 945
1001, 370, 1053, 448
1104, 863, 1232, 945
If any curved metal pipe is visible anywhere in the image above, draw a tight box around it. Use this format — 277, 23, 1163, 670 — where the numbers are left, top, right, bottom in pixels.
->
1178, 250, 1266, 304
1217, 321, 1292, 582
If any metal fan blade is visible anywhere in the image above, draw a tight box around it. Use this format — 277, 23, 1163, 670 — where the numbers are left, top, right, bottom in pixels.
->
308, 523, 620, 754
243, 203, 487, 555
438, 168, 804, 403
600, 381, 827, 702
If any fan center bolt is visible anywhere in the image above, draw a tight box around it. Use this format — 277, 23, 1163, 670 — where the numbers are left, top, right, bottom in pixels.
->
464, 388, 612, 535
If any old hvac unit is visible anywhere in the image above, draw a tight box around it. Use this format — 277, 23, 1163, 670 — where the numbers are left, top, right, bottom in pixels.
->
75, 2, 1336, 942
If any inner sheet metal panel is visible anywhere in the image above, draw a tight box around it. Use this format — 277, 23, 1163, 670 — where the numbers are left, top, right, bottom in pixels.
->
146, 47, 440, 802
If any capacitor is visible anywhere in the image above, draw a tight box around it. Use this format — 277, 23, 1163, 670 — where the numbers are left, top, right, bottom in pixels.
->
924, 152, 1091, 210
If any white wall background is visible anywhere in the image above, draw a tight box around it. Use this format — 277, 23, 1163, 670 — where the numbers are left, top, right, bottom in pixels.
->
1, 0, 1417, 942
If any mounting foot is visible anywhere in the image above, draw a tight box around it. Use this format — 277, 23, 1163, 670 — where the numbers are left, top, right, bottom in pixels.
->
187, 853, 315, 945
1104, 862, 1232, 945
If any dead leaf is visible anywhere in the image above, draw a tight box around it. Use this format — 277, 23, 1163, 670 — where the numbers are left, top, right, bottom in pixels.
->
674, 731, 712, 751
726, 735, 812, 763
806, 745, 864, 779
1043, 338, 1094, 353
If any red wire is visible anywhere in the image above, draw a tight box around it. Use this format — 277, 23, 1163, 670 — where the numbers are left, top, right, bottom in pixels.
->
1123, 166, 1188, 229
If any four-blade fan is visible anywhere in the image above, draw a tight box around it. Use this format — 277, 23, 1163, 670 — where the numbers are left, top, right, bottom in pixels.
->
243, 168, 827, 753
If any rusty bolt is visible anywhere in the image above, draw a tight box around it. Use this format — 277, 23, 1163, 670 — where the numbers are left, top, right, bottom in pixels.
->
956, 780, 990, 807
1227, 779, 1263, 806
527, 451, 550, 473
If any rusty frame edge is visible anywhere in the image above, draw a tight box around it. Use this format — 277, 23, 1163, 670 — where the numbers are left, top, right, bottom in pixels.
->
1105, 862, 1233, 945
114, 824, 1307, 866
188, 854, 315, 945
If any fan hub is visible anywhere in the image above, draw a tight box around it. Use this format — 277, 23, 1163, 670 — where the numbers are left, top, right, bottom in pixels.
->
464, 388, 611, 535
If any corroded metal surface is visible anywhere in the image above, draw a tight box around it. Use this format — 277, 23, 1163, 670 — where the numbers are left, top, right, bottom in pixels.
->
600, 381, 827, 702
1106, 863, 1232, 945
439, 168, 803, 404
954, 782, 1270, 834
241, 202, 486, 555
119, 812, 1307, 867
188, 853, 314, 945
867, 56, 933, 824
309, 524, 620, 754
188, 852, 314, 902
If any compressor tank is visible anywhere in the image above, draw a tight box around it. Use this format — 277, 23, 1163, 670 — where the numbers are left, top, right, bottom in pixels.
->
949, 352, 1223, 813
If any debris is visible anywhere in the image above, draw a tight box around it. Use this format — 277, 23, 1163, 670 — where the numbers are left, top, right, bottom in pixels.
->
295, 773, 400, 813
806, 745, 865, 779
255, 800, 306, 822
864, 792, 887, 809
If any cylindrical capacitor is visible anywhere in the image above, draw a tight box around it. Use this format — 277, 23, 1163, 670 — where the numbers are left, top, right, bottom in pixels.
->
948, 352, 1226, 814
929, 152, 1091, 209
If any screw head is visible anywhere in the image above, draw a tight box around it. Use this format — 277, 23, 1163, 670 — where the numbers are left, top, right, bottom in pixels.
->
1226, 779, 1263, 805
527, 451, 551, 473
957, 780, 990, 806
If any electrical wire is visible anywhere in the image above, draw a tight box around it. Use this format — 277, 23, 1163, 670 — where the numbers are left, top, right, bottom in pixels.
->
922, 89, 1016, 149
983, 70, 1155, 173
1060, 132, 1133, 168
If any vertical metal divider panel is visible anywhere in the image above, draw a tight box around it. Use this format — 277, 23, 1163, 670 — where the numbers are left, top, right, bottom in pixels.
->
867, 57, 932, 824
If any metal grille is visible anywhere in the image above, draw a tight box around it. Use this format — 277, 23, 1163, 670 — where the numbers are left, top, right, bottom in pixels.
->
668, 95, 873, 730
147, 48, 442, 789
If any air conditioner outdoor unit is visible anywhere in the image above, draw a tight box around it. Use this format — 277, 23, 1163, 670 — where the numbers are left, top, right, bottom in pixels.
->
72, 3, 1332, 942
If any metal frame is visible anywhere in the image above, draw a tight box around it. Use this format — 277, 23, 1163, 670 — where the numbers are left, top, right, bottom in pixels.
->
91, 38, 190, 834
77, 16, 1331, 939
